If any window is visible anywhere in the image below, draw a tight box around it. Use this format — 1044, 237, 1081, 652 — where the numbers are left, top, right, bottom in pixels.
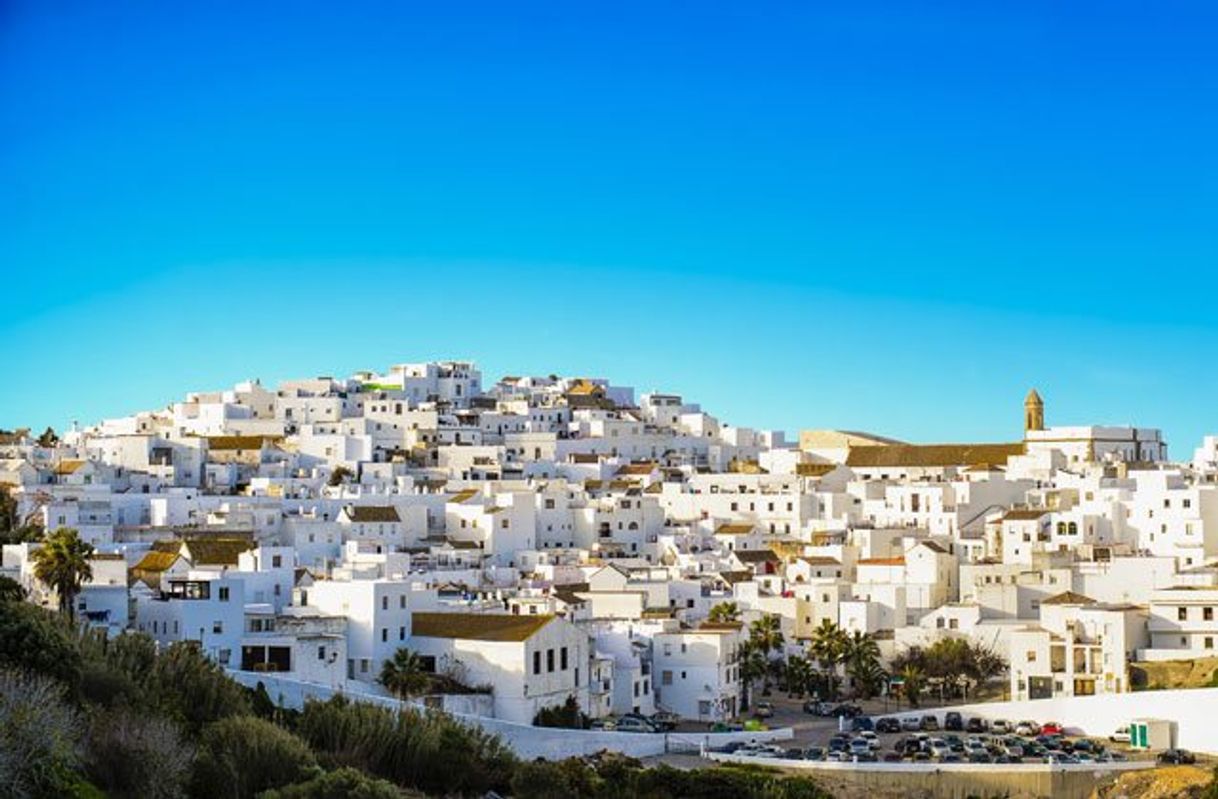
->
272, 555, 282, 568
1206, 608, 1215, 621
1179, 607, 1189, 621
547, 649, 555, 673
382, 596, 389, 611
399, 626, 406, 640
661, 670, 673, 686
560, 647, 568, 670
1027, 650, 1036, 662
533, 651, 542, 675
381, 628, 388, 642
218, 586, 230, 602
1207, 637, 1215, 650
213, 621, 223, 634
318, 646, 327, 660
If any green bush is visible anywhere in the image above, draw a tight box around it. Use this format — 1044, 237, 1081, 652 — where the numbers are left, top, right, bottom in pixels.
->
0, 668, 82, 798
0, 598, 82, 687
295, 696, 516, 797
258, 767, 407, 798
84, 707, 193, 799
153, 642, 251, 734
533, 695, 588, 729
191, 715, 318, 799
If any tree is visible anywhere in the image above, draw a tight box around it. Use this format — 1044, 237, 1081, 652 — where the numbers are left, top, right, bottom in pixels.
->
0, 668, 82, 798
0, 575, 24, 602
842, 631, 883, 698
534, 695, 587, 729
738, 641, 768, 712
152, 642, 252, 734
378, 648, 432, 699
0, 599, 82, 687
900, 664, 926, 708
747, 614, 785, 696
707, 601, 741, 624
783, 654, 816, 698
260, 768, 406, 799
191, 715, 319, 799
327, 466, 353, 487
809, 619, 848, 700
31, 527, 94, 619
0, 486, 43, 546
37, 427, 59, 448
85, 708, 194, 799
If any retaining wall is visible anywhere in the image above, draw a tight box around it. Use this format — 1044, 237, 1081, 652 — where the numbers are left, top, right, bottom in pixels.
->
229, 671, 793, 761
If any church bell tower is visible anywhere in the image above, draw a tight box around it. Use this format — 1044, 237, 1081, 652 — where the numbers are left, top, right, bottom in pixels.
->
1024, 389, 1044, 434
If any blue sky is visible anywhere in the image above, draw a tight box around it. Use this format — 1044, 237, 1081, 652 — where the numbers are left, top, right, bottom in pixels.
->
2, 1, 1216, 454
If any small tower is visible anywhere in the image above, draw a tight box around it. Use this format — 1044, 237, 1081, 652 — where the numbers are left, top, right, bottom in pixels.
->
1024, 389, 1044, 434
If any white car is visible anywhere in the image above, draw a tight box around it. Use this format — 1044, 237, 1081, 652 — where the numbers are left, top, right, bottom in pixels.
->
928, 738, 950, 759
991, 719, 1012, 734
1110, 725, 1131, 744
1015, 721, 1040, 736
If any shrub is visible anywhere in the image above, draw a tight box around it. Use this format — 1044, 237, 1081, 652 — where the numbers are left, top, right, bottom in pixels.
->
0, 668, 82, 798
296, 696, 516, 796
191, 715, 318, 799
0, 599, 82, 688
153, 642, 251, 734
85, 707, 193, 799
533, 694, 588, 729
259, 767, 407, 799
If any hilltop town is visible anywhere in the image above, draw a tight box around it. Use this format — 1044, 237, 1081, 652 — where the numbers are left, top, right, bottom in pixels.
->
3, 360, 1217, 750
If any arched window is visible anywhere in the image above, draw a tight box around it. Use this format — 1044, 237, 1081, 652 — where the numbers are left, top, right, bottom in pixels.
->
1068, 522, 1078, 536
1057, 522, 1067, 535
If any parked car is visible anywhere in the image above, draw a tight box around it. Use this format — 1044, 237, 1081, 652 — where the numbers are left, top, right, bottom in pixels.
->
990, 719, 1012, 734
882, 751, 903, 762
1045, 753, 1079, 765
1158, 749, 1197, 765
944, 712, 963, 731
968, 751, 993, 764
615, 716, 658, 733
802, 700, 823, 715
851, 716, 875, 732
803, 746, 826, 761
876, 717, 901, 733
589, 719, 617, 731
753, 701, 775, 719
710, 721, 744, 733
965, 717, 988, 733
1109, 725, 1131, 744
649, 712, 679, 731
832, 703, 864, 718
1015, 721, 1040, 736
920, 715, 940, 731
849, 738, 872, 757
901, 716, 922, 732
1040, 721, 1063, 736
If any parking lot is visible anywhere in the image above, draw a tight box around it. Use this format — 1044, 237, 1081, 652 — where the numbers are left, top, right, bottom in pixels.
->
706, 693, 1159, 765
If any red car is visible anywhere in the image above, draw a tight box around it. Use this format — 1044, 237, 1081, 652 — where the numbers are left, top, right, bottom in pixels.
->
1040, 721, 1063, 735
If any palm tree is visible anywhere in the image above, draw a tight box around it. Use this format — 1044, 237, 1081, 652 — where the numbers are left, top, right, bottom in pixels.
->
809, 619, 848, 699
738, 640, 768, 712
784, 654, 816, 698
31, 527, 93, 619
842, 631, 883, 698
707, 601, 741, 624
748, 614, 785, 695
378, 648, 432, 699
899, 664, 926, 708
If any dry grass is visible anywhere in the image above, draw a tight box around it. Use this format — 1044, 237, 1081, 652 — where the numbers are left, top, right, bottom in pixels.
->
1130, 657, 1218, 690
1091, 765, 1214, 799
